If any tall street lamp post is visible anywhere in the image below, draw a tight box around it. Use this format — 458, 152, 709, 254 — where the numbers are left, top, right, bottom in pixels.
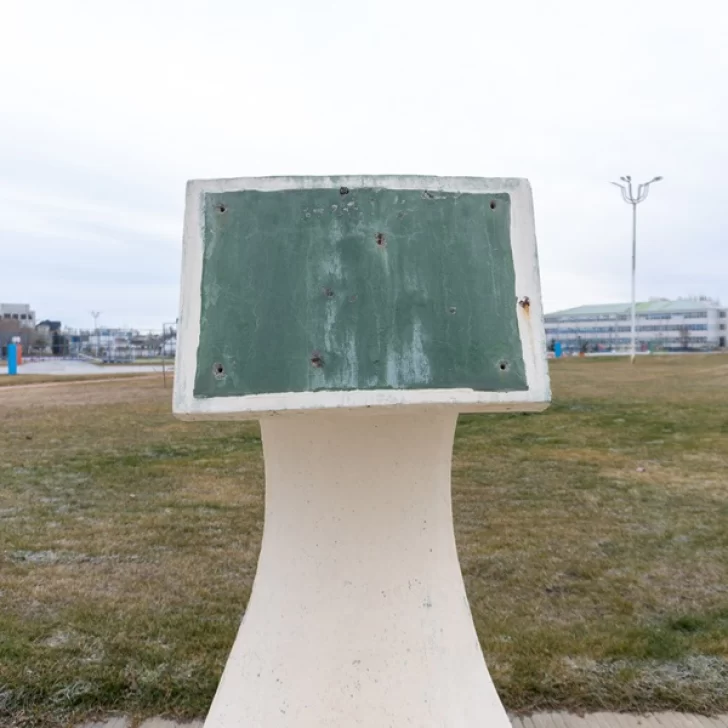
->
610, 175, 663, 362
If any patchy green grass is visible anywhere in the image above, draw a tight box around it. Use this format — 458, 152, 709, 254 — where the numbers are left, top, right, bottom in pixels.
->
0, 356, 727, 726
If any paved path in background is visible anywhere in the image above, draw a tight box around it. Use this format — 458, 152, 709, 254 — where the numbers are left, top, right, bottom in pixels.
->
78, 713, 728, 728
0, 361, 170, 376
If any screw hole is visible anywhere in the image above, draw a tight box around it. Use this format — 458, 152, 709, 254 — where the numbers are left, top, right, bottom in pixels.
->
323, 287, 335, 298
499, 360, 508, 371
489, 200, 497, 210
213, 362, 225, 379
339, 186, 349, 195
215, 204, 227, 214
310, 352, 324, 368
449, 306, 457, 314
375, 232, 386, 247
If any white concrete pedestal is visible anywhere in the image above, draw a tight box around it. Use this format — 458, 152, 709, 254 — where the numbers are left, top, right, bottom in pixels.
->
204, 412, 510, 727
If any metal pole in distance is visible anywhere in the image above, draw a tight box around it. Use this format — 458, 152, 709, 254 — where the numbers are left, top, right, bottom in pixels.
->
631, 201, 637, 362
162, 323, 167, 388
610, 176, 663, 363
90, 311, 101, 361
161, 321, 177, 388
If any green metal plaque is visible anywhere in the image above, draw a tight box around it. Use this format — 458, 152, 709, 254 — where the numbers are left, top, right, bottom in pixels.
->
194, 187, 526, 397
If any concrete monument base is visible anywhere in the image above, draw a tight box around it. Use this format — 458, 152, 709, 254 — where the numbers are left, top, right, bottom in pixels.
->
203, 412, 510, 727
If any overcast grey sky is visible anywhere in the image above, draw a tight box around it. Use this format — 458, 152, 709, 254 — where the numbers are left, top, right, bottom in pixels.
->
1, 0, 726, 330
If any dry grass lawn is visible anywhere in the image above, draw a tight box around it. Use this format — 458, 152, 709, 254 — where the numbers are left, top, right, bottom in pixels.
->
1, 356, 727, 726
0, 374, 150, 388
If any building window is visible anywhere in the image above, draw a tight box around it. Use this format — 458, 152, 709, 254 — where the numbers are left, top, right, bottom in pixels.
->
683, 312, 708, 319
12, 313, 18, 319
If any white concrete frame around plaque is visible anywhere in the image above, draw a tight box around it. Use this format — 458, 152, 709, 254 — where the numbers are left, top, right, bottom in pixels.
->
174, 175, 551, 727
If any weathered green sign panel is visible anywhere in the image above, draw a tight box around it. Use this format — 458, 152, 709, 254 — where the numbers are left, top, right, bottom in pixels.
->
194, 187, 526, 397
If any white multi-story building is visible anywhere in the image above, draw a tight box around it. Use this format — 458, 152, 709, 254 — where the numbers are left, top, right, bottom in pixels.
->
0, 303, 36, 328
545, 298, 726, 353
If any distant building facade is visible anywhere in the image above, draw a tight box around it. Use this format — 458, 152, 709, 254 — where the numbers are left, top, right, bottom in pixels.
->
60, 327, 176, 360
1, 303, 36, 328
0, 308, 177, 360
0, 303, 38, 355
545, 298, 727, 353
37, 320, 62, 333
